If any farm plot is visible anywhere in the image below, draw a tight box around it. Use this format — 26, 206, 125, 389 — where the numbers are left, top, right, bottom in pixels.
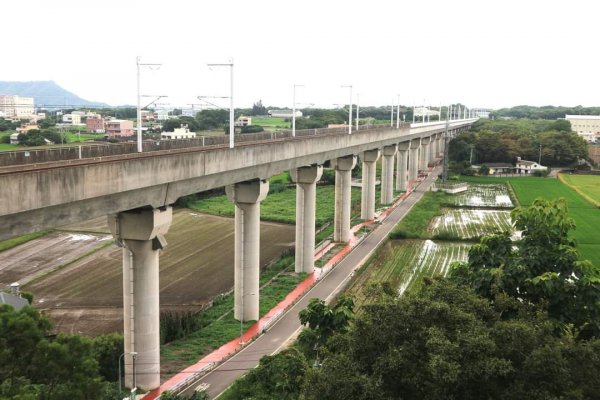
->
430, 209, 512, 239
347, 240, 470, 309
24, 210, 295, 336
449, 184, 513, 208
0, 231, 111, 288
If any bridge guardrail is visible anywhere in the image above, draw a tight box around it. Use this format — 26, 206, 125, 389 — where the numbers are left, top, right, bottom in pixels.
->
0, 123, 409, 168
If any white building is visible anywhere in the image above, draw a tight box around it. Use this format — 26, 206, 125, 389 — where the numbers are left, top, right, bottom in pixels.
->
565, 115, 600, 142
161, 125, 196, 140
267, 109, 302, 118
155, 109, 170, 121
0, 95, 34, 119
515, 157, 547, 174
62, 113, 82, 125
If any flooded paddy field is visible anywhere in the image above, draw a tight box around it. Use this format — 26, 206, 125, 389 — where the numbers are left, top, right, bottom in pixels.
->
430, 209, 512, 239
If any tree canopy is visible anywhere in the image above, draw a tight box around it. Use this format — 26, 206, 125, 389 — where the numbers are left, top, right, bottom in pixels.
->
449, 119, 588, 167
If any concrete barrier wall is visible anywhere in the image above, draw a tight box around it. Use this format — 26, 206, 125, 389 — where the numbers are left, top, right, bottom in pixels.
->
0, 127, 354, 167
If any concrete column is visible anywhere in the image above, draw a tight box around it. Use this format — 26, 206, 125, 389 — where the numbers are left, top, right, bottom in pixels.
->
409, 139, 421, 182
332, 155, 357, 242
420, 138, 430, 170
290, 165, 323, 273
429, 136, 436, 162
381, 145, 397, 205
360, 149, 380, 220
226, 180, 269, 322
396, 142, 410, 191
109, 206, 172, 391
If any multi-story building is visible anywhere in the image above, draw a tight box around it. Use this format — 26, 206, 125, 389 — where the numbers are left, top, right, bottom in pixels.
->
565, 115, 600, 142
86, 116, 105, 133
235, 116, 252, 127
105, 119, 134, 137
62, 114, 82, 125
0, 95, 34, 119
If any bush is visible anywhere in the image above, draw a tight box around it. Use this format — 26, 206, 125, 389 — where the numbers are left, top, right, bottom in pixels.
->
431, 230, 461, 241
160, 310, 203, 344
92, 333, 124, 381
320, 169, 335, 185
0, 135, 9, 144
532, 169, 549, 177
240, 124, 264, 133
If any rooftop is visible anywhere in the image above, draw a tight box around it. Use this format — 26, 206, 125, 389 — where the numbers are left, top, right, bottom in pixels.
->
565, 115, 600, 120
0, 291, 29, 311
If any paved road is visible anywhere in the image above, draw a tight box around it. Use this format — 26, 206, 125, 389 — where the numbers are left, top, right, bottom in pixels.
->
184, 168, 440, 398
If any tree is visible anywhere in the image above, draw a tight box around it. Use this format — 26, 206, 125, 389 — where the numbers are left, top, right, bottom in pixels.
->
297, 296, 354, 361
304, 279, 600, 400
251, 100, 267, 116
0, 305, 116, 400
449, 198, 600, 337
224, 348, 308, 400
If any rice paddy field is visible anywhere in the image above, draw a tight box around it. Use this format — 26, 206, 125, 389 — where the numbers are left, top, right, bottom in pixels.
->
346, 240, 470, 309
429, 209, 512, 239
447, 184, 513, 208
460, 176, 600, 266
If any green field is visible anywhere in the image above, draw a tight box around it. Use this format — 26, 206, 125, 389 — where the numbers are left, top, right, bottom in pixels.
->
188, 185, 362, 227
251, 117, 290, 130
390, 191, 447, 239
0, 143, 17, 151
560, 174, 600, 207
459, 176, 600, 266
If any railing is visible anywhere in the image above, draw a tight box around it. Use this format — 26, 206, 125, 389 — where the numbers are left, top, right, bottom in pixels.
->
0, 123, 407, 167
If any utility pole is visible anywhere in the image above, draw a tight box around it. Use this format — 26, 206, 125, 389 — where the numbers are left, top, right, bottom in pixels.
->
396, 94, 400, 128
136, 56, 162, 153
442, 116, 450, 183
356, 93, 360, 131
292, 84, 304, 137
469, 144, 474, 165
341, 85, 352, 134
538, 143, 542, 164
207, 59, 234, 148
390, 98, 394, 127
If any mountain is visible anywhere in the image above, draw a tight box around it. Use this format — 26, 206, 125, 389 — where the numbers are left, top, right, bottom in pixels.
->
0, 81, 108, 108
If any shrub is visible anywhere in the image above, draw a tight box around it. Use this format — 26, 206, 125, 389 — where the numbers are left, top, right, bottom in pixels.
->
240, 124, 264, 133
532, 169, 549, 177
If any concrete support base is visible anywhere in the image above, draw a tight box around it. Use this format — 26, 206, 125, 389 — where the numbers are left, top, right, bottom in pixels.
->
381, 145, 397, 205
290, 165, 323, 273
226, 180, 269, 322
332, 155, 356, 242
109, 206, 173, 392
360, 150, 380, 220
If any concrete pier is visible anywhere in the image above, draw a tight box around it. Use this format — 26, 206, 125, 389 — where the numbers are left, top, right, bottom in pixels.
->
226, 180, 269, 322
396, 142, 409, 192
409, 139, 420, 183
420, 137, 430, 170
360, 149, 380, 220
290, 165, 323, 273
110, 206, 172, 391
332, 155, 357, 242
381, 145, 397, 205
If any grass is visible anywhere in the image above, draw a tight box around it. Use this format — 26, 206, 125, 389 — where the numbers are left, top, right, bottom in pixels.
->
251, 117, 290, 130
188, 186, 362, 227
160, 255, 306, 373
0, 143, 18, 151
559, 174, 600, 207
0, 230, 50, 252
457, 175, 600, 266
389, 191, 447, 239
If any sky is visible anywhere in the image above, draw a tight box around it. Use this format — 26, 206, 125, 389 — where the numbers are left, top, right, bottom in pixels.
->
4, 0, 599, 110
